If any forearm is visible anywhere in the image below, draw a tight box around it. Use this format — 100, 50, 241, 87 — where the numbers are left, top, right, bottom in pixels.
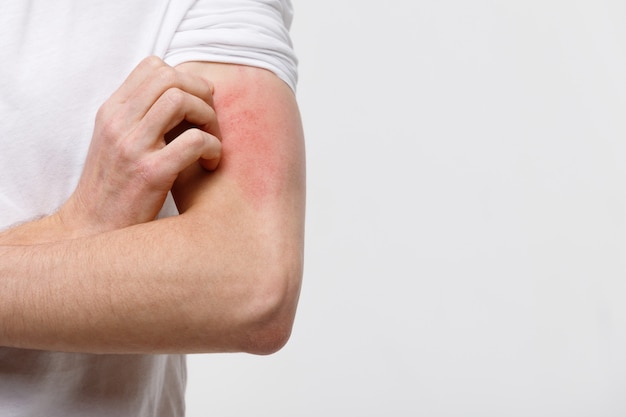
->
0, 189, 303, 354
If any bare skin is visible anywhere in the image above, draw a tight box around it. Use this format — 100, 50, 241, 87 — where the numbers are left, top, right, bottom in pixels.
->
0, 57, 305, 355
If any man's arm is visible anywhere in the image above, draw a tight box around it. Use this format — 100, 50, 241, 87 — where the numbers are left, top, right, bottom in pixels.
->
0, 61, 305, 355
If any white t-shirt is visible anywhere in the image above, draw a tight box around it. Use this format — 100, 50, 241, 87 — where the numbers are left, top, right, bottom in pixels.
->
0, 1, 297, 416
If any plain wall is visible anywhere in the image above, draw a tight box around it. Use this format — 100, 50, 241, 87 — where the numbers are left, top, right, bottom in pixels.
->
186, 1, 626, 416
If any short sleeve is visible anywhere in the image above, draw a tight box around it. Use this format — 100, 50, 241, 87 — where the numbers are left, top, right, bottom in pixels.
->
163, 0, 298, 91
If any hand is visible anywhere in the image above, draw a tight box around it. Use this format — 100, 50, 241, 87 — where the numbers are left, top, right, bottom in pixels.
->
58, 56, 222, 236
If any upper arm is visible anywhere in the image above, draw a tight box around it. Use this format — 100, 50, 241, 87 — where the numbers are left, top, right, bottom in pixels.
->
172, 62, 305, 217
170, 62, 305, 352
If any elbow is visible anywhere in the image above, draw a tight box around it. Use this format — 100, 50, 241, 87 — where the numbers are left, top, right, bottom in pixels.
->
243, 314, 295, 356
239, 257, 303, 355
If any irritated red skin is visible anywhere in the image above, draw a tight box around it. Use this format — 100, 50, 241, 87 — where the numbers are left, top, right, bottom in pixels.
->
211, 66, 299, 208
219, 98, 276, 203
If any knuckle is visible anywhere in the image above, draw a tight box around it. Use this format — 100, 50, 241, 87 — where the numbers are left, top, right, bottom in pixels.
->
186, 128, 206, 147
156, 65, 178, 87
135, 152, 169, 185
136, 157, 157, 182
137, 155, 174, 187
98, 116, 124, 141
162, 88, 186, 108
206, 106, 217, 122
199, 107, 219, 133
198, 78, 214, 100
94, 105, 109, 126
115, 139, 137, 162
142, 55, 165, 71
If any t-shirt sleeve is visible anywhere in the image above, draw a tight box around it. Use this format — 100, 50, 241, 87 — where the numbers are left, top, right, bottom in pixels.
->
163, 0, 298, 92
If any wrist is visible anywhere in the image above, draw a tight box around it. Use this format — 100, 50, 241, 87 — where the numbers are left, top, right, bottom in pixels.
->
0, 214, 73, 245
55, 194, 105, 240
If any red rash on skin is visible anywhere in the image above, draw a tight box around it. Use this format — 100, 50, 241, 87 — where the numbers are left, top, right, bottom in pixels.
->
213, 78, 286, 206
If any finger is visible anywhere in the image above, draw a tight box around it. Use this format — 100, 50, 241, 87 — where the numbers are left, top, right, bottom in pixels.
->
199, 154, 221, 171
135, 88, 220, 148
105, 57, 214, 125
123, 65, 214, 124
152, 128, 222, 178
98, 57, 170, 123
109, 56, 168, 104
